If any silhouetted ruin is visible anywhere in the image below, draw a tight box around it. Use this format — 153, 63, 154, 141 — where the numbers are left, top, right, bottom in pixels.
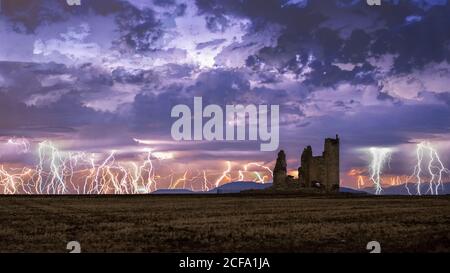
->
273, 135, 340, 191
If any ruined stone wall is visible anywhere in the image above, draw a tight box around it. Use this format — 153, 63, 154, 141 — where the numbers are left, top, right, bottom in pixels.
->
297, 136, 340, 191
274, 136, 340, 191
309, 156, 326, 187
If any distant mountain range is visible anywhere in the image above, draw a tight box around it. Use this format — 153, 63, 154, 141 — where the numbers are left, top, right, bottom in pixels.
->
151, 181, 272, 194
152, 189, 196, 194
208, 181, 272, 193
339, 187, 368, 194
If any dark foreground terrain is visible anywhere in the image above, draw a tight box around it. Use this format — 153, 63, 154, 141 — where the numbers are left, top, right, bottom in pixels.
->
0, 194, 449, 253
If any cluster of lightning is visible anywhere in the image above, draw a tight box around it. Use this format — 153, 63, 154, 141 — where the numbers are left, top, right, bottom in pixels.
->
0, 141, 159, 194
405, 141, 450, 195
360, 142, 449, 195
168, 161, 273, 191
368, 147, 392, 195
0, 139, 273, 195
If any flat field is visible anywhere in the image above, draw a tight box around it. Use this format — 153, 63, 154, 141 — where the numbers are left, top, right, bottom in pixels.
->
0, 194, 449, 253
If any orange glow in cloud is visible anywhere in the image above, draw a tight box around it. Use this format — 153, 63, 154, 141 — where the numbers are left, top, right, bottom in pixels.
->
346, 167, 411, 189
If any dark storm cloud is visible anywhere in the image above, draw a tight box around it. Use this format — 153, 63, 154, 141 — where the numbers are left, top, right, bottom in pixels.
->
0, 90, 111, 135
305, 61, 376, 87
77, 64, 114, 86
1, 0, 126, 33
436, 92, 450, 106
183, 69, 294, 115
128, 68, 291, 134
112, 67, 147, 84
186, 69, 251, 104
129, 84, 185, 135
114, 5, 163, 52
26, 62, 69, 75
0, 61, 116, 136
371, 4, 450, 72
297, 103, 450, 148
1, 0, 167, 54
195, 0, 450, 85
339, 29, 372, 63
197, 0, 378, 85
196, 38, 226, 50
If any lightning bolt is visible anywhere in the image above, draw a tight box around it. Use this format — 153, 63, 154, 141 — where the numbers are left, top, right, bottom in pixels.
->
7, 137, 31, 153
368, 147, 392, 195
406, 142, 449, 195
237, 162, 273, 183
171, 170, 188, 189
357, 175, 365, 189
202, 170, 210, 191
215, 161, 231, 187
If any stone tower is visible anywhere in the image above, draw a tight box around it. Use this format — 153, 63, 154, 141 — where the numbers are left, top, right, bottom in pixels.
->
323, 135, 340, 190
273, 150, 287, 188
298, 146, 312, 187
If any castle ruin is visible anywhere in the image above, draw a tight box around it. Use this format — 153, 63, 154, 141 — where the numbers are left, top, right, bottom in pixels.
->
273, 135, 340, 191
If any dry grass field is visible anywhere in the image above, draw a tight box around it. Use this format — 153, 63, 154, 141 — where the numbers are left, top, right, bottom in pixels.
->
0, 194, 449, 253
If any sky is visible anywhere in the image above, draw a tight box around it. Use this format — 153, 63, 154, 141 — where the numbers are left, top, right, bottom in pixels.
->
0, 0, 449, 194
